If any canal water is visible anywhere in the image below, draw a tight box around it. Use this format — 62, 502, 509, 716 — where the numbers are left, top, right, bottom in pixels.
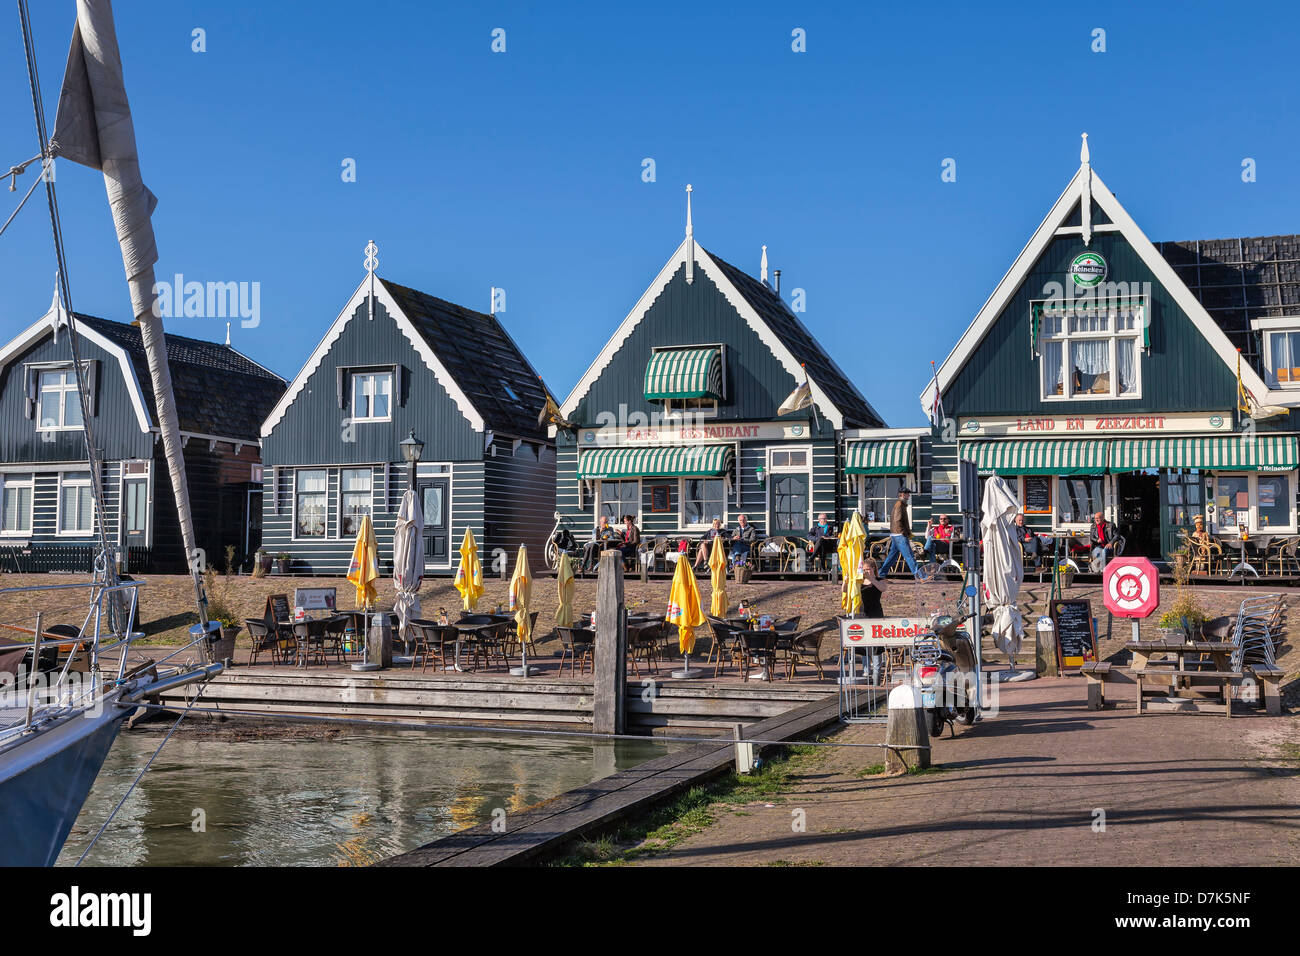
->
57, 724, 675, 866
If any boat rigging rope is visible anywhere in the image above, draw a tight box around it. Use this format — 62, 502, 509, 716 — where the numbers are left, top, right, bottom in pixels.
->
0, 164, 42, 239
74, 683, 211, 866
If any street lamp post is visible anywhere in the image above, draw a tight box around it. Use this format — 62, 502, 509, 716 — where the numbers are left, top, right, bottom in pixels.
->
399, 428, 424, 490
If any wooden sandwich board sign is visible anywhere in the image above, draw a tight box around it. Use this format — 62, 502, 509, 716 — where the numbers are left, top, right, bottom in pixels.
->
265, 593, 291, 628
1049, 598, 1098, 672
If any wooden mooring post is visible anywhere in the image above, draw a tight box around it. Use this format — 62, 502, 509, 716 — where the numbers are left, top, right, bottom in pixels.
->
593, 551, 627, 735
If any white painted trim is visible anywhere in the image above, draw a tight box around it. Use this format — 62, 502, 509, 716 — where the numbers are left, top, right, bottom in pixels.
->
679, 474, 729, 530
0, 472, 34, 536
1250, 316, 1300, 331
117, 461, 151, 549
918, 164, 1273, 415
841, 426, 929, 440
764, 445, 812, 533
260, 276, 486, 438
54, 469, 95, 537
289, 466, 330, 543
0, 308, 152, 432
558, 238, 851, 430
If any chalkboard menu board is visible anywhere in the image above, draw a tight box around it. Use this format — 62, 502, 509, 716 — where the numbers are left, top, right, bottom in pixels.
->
649, 484, 671, 513
1050, 598, 1097, 670
265, 593, 291, 628
1023, 476, 1052, 515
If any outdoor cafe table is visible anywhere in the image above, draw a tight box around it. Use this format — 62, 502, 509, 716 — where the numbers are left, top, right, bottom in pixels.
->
726, 617, 780, 680
450, 615, 508, 672
1129, 640, 1236, 694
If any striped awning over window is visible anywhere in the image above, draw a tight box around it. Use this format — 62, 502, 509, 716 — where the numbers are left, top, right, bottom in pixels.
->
578, 444, 734, 479
845, 440, 916, 475
644, 347, 723, 400
960, 439, 1110, 476
1111, 435, 1299, 472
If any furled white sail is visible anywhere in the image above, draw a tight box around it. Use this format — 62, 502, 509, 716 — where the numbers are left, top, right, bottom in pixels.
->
50, 0, 209, 636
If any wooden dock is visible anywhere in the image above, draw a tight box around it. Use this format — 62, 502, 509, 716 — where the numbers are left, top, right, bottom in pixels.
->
377, 693, 843, 867
151, 662, 837, 731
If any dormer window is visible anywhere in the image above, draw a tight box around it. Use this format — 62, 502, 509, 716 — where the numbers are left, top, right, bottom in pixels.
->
1261, 326, 1300, 387
1037, 303, 1142, 400
38, 368, 84, 430
644, 346, 726, 414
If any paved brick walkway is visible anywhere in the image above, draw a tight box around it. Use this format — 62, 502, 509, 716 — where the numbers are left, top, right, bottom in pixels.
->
634, 677, 1300, 866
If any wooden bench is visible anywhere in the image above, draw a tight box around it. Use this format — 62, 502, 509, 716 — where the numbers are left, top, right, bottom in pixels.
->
1247, 665, 1285, 717
1134, 668, 1235, 717
1081, 661, 1116, 710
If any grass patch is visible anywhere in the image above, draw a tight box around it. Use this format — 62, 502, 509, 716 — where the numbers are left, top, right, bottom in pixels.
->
549, 739, 827, 867
858, 762, 955, 778
766, 859, 826, 867
857, 763, 886, 777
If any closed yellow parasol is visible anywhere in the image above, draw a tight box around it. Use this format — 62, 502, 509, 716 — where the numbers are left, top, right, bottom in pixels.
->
346, 513, 380, 610
708, 534, 728, 617
666, 551, 705, 655
454, 528, 484, 612
554, 553, 575, 629
508, 544, 532, 642
838, 511, 866, 615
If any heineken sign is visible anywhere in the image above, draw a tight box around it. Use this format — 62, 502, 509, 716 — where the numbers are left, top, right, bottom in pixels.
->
1068, 251, 1108, 288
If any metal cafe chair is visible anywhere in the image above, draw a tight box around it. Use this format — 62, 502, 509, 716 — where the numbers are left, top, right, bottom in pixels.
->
244, 618, 281, 666
703, 616, 742, 677
321, 616, 347, 664
292, 619, 327, 666
556, 626, 595, 676
737, 630, 779, 683
784, 621, 834, 681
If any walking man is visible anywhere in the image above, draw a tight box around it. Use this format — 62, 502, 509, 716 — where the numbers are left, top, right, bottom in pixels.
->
880, 488, 921, 578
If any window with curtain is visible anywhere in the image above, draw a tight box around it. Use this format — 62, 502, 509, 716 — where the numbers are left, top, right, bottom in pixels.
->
681, 478, 726, 527
859, 475, 907, 526
59, 472, 93, 533
1, 474, 33, 534
38, 369, 83, 429
340, 469, 372, 535
295, 470, 327, 537
1256, 473, 1291, 529
598, 480, 639, 522
1267, 330, 1300, 385
350, 371, 392, 421
1039, 303, 1143, 399
1056, 476, 1104, 525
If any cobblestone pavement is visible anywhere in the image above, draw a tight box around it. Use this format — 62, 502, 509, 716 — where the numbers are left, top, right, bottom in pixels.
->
634, 677, 1300, 866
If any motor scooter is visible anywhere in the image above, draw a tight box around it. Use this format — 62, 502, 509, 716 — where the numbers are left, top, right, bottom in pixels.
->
914, 607, 979, 737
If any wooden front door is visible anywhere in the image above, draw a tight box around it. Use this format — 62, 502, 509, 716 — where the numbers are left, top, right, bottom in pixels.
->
418, 477, 450, 566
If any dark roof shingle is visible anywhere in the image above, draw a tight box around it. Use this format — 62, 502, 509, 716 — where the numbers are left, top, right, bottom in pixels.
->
75, 314, 284, 442
379, 279, 551, 441
708, 252, 885, 428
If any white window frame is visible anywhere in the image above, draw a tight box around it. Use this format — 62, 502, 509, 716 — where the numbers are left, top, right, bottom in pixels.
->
36, 367, 85, 432
1211, 470, 1296, 534
680, 476, 728, 530
1, 473, 34, 537
56, 471, 95, 537
597, 478, 641, 524
1256, 320, 1300, 389
1053, 474, 1111, 531
292, 468, 328, 540
856, 475, 913, 533
1038, 302, 1143, 402
350, 370, 393, 423
767, 445, 812, 533
662, 397, 718, 418
339, 467, 373, 537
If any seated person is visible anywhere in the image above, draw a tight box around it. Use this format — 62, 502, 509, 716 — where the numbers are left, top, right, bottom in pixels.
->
1189, 514, 1213, 550
1014, 513, 1045, 569
923, 513, 955, 562
693, 518, 730, 568
619, 514, 641, 563
1088, 511, 1120, 572
806, 512, 838, 568
581, 515, 614, 571
730, 514, 757, 565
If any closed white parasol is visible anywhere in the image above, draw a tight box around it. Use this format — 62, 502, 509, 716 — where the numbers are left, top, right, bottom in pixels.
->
392, 488, 424, 652
980, 475, 1025, 660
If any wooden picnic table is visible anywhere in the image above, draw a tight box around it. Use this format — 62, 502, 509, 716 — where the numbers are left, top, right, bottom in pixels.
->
1129, 639, 1235, 674
1130, 639, 1239, 716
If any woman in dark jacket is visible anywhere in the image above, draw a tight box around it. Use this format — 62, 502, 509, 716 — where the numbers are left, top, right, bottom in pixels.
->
619, 514, 641, 563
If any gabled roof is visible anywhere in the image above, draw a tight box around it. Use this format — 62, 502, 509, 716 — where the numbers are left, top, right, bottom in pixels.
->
260, 273, 552, 442
919, 147, 1277, 416
380, 279, 550, 441
560, 237, 885, 430
75, 315, 284, 442
0, 304, 283, 442
1154, 234, 1300, 380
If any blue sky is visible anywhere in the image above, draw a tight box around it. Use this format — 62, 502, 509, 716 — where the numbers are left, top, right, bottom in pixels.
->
3, 1, 1298, 426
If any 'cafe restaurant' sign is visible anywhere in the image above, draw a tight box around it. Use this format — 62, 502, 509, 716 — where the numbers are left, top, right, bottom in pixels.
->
959, 412, 1233, 438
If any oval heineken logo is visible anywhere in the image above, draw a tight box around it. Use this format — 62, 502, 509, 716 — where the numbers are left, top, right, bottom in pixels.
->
964, 420, 980, 432
1069, 251, 1108, 288
1209, 415, 1224, 428
791, 424, 804, 436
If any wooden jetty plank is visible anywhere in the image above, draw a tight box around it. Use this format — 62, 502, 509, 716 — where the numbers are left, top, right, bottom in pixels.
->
378, 694, 842, 867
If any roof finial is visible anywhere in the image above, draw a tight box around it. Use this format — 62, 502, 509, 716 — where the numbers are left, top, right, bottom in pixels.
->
225, 322, 231, 346
1080, 132, 1090, 166
761, 244, 768, 284
684, 184, 695, 285
364, 239, 378, 321
1079, 134, 1093, 246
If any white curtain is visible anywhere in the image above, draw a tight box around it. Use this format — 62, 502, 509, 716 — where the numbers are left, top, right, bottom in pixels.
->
1117, 338, 1137, 394
1043, 340, 1063, 394
1071, 340, 1109, 374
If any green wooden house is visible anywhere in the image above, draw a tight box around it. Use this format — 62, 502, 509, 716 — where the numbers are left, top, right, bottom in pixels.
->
920, 136, 1300, 563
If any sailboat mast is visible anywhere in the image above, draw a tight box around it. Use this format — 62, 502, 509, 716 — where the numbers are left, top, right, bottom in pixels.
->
23, 0, 210, 637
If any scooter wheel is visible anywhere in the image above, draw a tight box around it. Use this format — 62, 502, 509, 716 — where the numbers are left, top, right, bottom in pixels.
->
930, 711, 946, 737
958, 707, 977, 725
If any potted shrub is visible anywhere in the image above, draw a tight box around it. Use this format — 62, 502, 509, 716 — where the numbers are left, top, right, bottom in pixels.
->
253, 549, 271, 578
733, 555, 753, 584
1156, 594, 1207, 640
276, 552, 291, 575
202, 565, 241, 664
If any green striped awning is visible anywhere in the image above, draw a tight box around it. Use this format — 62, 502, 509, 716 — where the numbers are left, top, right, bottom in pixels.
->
578, 444, 734, 480
644, 348, 723, 400
961, 439, 1110, 476
845, 440, 916, 475
1111, 435, 1299, 472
